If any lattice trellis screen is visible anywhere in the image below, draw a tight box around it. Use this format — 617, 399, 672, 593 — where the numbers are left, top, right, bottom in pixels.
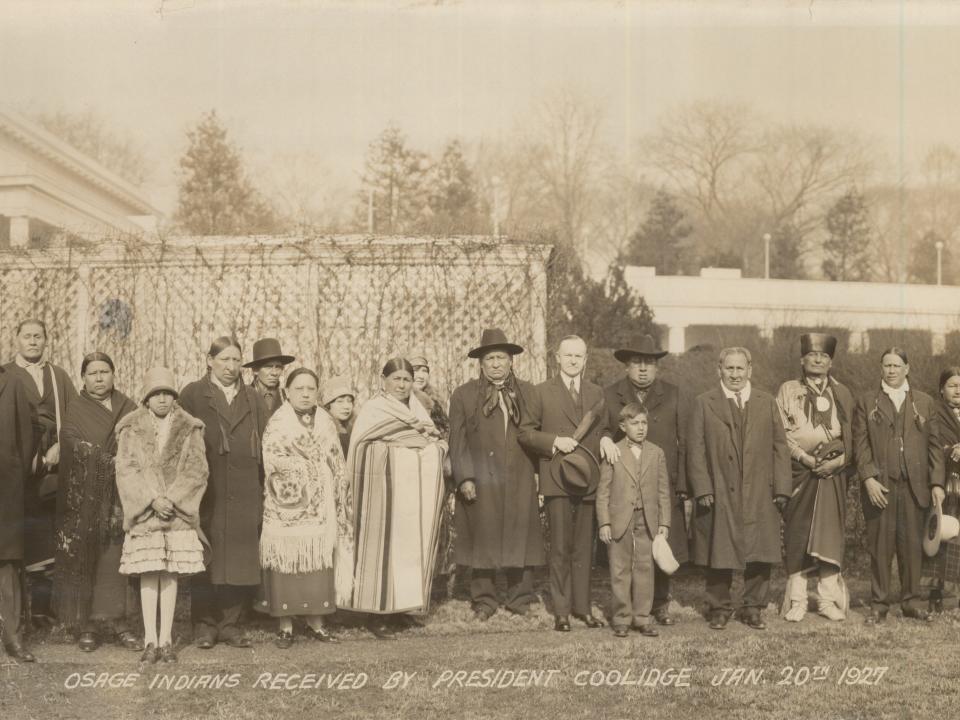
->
0, 236, 551, 403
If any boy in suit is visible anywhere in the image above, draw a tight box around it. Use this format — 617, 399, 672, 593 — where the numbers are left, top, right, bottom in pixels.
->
597, 403, 671, 637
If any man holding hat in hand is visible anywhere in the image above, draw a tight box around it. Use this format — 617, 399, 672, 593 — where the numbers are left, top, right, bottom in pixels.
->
245, 338, 295, 419
520, 335, 605, 631
601, 334, 690, 626
775, 333, 855, 622
449, 328, 544, 621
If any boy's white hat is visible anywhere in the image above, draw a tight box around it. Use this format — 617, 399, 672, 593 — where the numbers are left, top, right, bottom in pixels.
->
652, 534, 679, 575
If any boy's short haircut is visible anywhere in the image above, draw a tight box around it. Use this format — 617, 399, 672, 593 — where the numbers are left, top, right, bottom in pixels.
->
619, 402, 647, 422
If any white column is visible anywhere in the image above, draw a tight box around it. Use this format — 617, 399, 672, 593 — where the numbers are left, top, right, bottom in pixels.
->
932, 331, 947, 356
9, 216, 29, 248
848, 328, 869, 354
667, 324, 687, 354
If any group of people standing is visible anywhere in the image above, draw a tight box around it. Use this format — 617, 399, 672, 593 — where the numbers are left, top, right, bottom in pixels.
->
1, 320, 957, 663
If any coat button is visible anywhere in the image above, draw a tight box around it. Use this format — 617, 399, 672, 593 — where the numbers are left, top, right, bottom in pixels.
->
489, 451, 494, 457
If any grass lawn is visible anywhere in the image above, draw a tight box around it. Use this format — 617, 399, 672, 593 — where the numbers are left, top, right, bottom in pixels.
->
3, 567, 958, 720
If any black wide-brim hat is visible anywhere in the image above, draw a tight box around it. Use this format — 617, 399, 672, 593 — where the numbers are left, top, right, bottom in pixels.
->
550, 444, 601, 496
243, 337, 295, 368
613, 333, 668, 363
468, 327, 525, 359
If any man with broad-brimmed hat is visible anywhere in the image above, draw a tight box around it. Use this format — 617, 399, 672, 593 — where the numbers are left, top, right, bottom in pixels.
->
775, 333, 855, 622
520, 335, 605, 631
449, 328, 544, 621
244, 338, 295, 419
601, 333, 690, 626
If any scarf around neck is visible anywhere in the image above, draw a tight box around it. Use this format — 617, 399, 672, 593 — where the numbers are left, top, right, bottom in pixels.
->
480, 372, 521, 426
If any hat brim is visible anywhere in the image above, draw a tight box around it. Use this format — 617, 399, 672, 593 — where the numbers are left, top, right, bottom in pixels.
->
923, 504, 944, 557
243, 354, 295, 368
143, 385, 179, 403
552, 445, 600, 496
614, 348, 668, 363
468, 342, 524, 360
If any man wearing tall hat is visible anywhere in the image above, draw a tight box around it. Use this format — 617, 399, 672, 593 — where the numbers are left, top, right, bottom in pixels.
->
520, 335, 605, 631
775, 333, 855, 622
449, 328, 544, 620
244, 338, 295, 419
601, 334, 690, 626
687, 346, 792, 630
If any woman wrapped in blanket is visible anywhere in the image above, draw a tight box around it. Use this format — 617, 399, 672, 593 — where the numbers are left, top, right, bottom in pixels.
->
342, 358, 448, 638
256, 367, 354, 649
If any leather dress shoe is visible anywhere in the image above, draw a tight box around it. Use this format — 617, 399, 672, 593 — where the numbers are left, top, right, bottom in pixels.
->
159, 644, 178, 663
117, 630, 144, 651
653, 609, 675, 626
554, 616, 571, 632
612, 625, 629, 638
573, 613, 604, 629
3, 640, 36, 663
930, 597, 944, 614
140, 643, 158, 664
274, 630, 294, 650
863, 609, 887, 625
304, 626, 339, 643
708, 612, 730, 630
902, 607, 934, 622
223, 635, 252, 649
635, 624, 659, 637
738, 610, 766, 630
78, 631, 99, 653
195, 635, 216, 649
472, 605, 495, 622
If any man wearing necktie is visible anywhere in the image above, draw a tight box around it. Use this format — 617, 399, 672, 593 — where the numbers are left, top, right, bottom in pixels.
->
520, 336, 605, 631
601, 334, 691, 626
687, 346, 791, 630
449, 328, 544, 621
244, 338, 295, 420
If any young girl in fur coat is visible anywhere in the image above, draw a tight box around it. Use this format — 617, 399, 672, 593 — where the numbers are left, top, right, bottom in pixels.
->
115, 368, 208, 664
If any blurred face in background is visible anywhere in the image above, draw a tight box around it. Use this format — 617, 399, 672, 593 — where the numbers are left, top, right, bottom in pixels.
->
718, 352, 751, 392
412, 365, 430, 391
82, 360, 114, 400
146, 390, 175, 418
254, 361, 284, 390
626, 356, 658, 388
208, 345, 242, 386
327, 395, 354, 422
941, 375, 960, 408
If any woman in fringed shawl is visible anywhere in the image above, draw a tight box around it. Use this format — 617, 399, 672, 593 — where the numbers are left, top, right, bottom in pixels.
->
256, 368, 353, 649
344, 358, 447, 638
924, 367, 960, 612
775, 334, 854, 622
179, 336, 266, 649
52, 352, 141, 653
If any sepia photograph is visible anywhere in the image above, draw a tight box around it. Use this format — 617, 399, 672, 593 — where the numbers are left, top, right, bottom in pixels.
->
1, 1, 959, 718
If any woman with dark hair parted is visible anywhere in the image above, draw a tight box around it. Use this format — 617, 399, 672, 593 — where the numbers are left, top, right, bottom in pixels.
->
179, 336, 267, 649
923, 366, 960, 612
852, 347, 945, 625
256, 367, 354, 648
343, 358, 448, 637
52, 352, 141, 653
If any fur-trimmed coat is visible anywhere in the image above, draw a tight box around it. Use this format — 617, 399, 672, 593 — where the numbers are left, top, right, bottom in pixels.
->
115, 406, 208, 535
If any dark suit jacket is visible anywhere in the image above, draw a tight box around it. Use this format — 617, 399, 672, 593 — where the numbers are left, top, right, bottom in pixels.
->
519, 373, 605, 497
686, 385, 792, 569
596, 438, 671, 542
852, 387, 944, 509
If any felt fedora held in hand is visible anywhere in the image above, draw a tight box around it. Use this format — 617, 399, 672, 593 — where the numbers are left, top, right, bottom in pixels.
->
141, 367, 178, 403
468, 328, 524, 359
923, 502, 960, 556
244, 338, 295, 368
553, 444, 600, 496
614, 334, 668, 363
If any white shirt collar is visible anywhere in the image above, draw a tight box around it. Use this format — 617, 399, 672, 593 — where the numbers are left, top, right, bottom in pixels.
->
15, 354, 45, 369
720, 381, 752, 403
560, 372, 581, 392
881, 380, 909, 395
211, 373, 240, 401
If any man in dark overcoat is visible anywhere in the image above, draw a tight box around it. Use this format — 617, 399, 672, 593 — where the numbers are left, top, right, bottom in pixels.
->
449, 328, 545, 620
601, 334, 690, 626
687, 346, 791, 630
0, 365, 37, 662
4, 319, 77, 623
520, 335, 605, 631
852, 347, 944, 624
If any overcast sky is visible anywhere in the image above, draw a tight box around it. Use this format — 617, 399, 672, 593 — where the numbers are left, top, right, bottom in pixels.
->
3, 0, 960, 214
